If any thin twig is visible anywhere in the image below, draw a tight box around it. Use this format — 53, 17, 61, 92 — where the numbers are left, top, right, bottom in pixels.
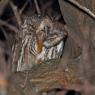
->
0, 0, 9, 16
34, 0, 41, 15
9, 1, 22, 26
0, 26, 9, 41
65, 0, 95, 20
19, 0, 30, 15
0, 19, 19, 33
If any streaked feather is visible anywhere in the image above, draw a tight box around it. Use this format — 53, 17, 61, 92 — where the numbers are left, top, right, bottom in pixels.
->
14, 15, 66, 71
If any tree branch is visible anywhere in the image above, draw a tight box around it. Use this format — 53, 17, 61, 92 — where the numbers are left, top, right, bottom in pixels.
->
9, 1, 22, 27
0, 19, 19, 33
0, 0, 9, 16
19, 0, 30, 15
34, 0, 41, 15
65, 0, 95, 20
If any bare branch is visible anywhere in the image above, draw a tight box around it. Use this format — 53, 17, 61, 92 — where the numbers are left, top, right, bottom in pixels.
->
9, 1, 22, 26
0, 0, 9, 16
19, 0, 30, 15
34, 0, 41, 15
0, 19, 19, 33
65, 0, 95, 20
0, 26, 9, 41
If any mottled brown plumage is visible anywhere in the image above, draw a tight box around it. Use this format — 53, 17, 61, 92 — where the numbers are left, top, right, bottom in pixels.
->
12, 15, 67, 72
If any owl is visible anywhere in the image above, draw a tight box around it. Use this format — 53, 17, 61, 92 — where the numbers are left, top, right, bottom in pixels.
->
12, 15, 67, 72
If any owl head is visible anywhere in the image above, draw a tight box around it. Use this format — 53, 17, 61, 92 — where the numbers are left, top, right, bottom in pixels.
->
36, 16, 53, 41
20, 15, 53, 41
